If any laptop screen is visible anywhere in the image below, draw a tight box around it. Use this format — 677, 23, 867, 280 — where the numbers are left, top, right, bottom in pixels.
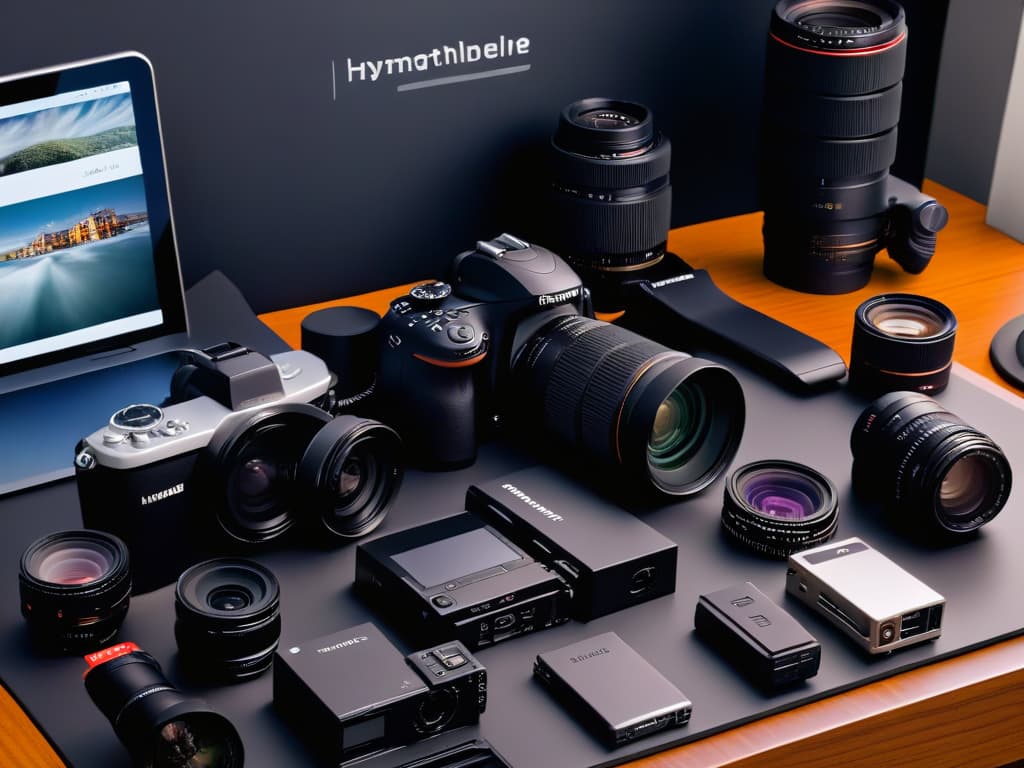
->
0, 53, 185, 375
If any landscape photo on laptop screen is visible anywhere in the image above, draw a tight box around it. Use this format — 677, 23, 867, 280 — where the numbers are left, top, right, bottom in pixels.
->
0, 81, 160, 366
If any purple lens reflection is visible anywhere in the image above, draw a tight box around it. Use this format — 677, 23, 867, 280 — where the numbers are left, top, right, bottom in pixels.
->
744, 473, 821, 520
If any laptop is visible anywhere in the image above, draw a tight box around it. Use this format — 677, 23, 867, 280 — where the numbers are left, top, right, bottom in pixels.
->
0, 52, 190, 492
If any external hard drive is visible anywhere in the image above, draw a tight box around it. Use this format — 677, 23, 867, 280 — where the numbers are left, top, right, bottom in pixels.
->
533, 631, 691, 747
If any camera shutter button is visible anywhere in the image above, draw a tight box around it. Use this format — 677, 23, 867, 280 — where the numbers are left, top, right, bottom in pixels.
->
447, 325, 475, 344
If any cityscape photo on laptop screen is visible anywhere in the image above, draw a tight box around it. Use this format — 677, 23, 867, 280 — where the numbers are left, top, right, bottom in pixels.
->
0, 81, 161, 366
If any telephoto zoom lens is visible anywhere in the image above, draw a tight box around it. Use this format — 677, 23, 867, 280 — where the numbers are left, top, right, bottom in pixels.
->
296, 415, 403, 540
175, 558, 281, 681
548, 98, 672, 310
516, 314, 745, 496
84, 643, 244, 767
722, 460, 840, 558
762, 0, 910, 293
19, 530, 131, 654
851, 392, 1012, 536
850, 293, 957, 395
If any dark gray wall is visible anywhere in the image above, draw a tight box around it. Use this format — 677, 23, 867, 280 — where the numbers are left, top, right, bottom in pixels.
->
926, 0, 1024, 203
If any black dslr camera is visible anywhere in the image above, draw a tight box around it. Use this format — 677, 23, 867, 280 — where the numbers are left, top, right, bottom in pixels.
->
377, 234, 745, 497
75, 342, 402, 592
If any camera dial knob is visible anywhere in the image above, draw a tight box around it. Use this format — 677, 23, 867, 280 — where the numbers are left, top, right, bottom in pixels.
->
110, 404, 164, 433
408, 281, 453, 309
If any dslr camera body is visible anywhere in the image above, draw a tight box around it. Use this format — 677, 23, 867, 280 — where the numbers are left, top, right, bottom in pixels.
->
75, 342, 335, 592
377, 234, 745, 498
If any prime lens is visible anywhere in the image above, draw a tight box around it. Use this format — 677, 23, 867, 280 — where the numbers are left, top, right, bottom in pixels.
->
84, 643, 244, 767
516, 314, 745, 496
296, 415, 403, 540
722, 460, 839, 558
202, 403, 331, 544
548, 98, 672, 310
762, 0, 910, 294
19, 530, 130, 653
175, 558, 281, 681
851, 392, 1012, 535
850, 293, 957, 394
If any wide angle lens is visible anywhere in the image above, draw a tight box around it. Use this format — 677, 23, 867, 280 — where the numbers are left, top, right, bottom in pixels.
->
296, 415, 403, 540
722, 460, 840, 557
84, 643, 244, 767
515, 314, 744, 496
175, 558, 281, 681
202, 404, 331, 544
851, 391, 1012, 535
19, 529, 131, 653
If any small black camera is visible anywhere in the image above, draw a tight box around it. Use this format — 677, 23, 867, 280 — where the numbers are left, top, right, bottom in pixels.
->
75, 342, 403, 592
273, 622, 486, 765
376, 234, 745, 497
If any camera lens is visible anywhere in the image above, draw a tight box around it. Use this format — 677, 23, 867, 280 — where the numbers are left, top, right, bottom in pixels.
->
84, 643, 244, 767
762, 0, 909, 294
516, 314, 744, 496
19, 530, 130, 653
850, 294, 957, 395
414, 689, 458, 733
202, 403, 331, 544
722, 460, 840, 558
851, 392, 1012, 535
175, 558, 281, 681
297, 415, 403, 540
547, 97, 672, 310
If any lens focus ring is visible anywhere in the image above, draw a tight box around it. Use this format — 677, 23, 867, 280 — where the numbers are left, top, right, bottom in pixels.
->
766, 31, 907, 95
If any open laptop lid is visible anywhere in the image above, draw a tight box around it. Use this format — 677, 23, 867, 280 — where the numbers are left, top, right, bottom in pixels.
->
0, 51, 187, 393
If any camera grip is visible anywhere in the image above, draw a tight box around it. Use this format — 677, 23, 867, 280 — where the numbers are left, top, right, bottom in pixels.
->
383, 356, 479, 469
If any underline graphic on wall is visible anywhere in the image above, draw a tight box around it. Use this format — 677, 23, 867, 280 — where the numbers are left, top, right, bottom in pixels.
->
331, 61, 531, 98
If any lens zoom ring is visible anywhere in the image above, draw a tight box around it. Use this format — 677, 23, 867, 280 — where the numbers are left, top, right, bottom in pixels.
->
549, 191, 671, 256
551, 138, 671, 189
541, 322, 664, 463
764, 83, 903, 138
766, 34, 907, 96
769, 128, 899, 178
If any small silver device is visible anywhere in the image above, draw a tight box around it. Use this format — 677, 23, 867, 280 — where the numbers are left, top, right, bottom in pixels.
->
786, 537, 944, 654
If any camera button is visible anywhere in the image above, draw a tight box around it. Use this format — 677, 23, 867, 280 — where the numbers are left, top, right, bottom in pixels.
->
102, 431, 127, 445
130, 432, 151, 447
444, 582, 458, 591
431, 595, 454, 609
441, 654, 467, 669
447, 325, 475, 344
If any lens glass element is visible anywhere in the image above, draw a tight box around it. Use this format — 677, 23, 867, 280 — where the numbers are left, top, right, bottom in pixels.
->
938, 454, 994, 520
866, 302, 945, 338
648, 382, 710, 471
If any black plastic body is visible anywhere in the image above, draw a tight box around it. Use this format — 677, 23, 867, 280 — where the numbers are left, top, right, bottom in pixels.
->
300, 306, 380, 407
533, 631, 691, 747
465, 465, 677, 621
355, 513, 571, 651
386, 739, 512, 768
694, 582, 821, 692
623, 262, 848, 389
272, 623, 485, 766
377, 294, 488, 468
170, 342, 284, 409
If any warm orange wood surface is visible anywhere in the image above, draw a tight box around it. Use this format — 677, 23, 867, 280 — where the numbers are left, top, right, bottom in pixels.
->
3, 180, 1022, 766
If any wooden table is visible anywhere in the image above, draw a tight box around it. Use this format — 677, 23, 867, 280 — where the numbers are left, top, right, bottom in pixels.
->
4, 181, 1023, 767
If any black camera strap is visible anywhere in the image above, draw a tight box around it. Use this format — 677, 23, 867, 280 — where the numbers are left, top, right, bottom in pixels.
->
622, 261, 847, 389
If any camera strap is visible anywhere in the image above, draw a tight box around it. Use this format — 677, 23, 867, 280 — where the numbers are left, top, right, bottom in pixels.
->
622, 262, 847, 389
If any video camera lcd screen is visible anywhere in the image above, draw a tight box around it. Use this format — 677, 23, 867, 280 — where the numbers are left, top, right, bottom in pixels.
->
391, 527, 522, 588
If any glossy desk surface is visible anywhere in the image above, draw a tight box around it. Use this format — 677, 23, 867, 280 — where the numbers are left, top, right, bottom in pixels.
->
4, 181, 1023, 767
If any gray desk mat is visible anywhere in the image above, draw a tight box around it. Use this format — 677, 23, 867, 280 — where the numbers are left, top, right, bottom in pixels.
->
1, 360, 1023, 768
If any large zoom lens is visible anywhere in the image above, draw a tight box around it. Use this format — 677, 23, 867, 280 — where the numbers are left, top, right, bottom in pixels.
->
548, 98, 672, 310
19, 530, 131, 653
175, 559, 281, 681
851, 392, 1012, 535
762, 0, 911, 293
516, 315, 744, 496
296, 415, 403, 540
84, 643, 244, 767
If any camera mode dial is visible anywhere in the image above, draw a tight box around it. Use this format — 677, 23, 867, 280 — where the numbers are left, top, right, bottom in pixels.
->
408, 281, 453, 309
